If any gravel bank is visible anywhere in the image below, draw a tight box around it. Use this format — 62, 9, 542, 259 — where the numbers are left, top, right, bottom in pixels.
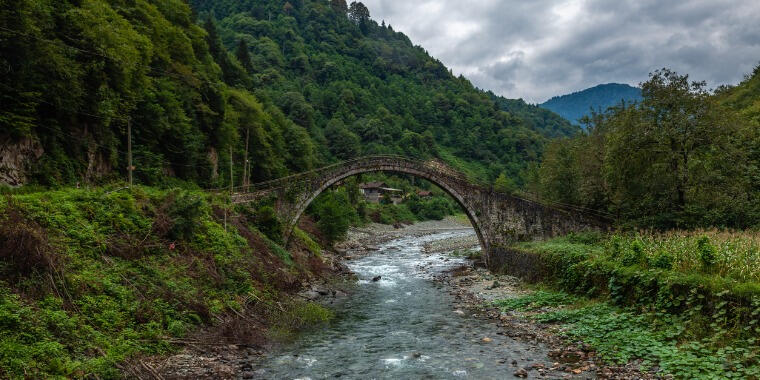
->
430, 264, 658, 379
334, 216, 475, 256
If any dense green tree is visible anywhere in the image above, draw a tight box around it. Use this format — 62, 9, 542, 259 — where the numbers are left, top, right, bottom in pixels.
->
330, 0, 348, 15
348, 2, 371, 34
236, 39, 253, 72
534, 69, 758, 228
2, 0, 578, 192
494, 172, 517, 194
309, 189, 358, 243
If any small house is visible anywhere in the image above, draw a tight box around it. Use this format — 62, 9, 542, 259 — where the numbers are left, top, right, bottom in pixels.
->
359, 182, 404, 204
416, 190, 433, 198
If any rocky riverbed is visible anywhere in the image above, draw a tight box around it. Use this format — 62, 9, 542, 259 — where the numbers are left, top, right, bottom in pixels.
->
146, 218, 653, 379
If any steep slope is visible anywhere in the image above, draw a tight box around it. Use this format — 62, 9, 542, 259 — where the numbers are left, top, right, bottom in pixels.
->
540, 83, 642, 125
191, 0, 577, 182
488, 93, 579, 138
1, 0, 578, 189
0, 0, 314, 188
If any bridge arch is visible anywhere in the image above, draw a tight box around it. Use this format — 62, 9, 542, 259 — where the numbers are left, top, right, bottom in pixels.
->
285, 165, 487, 253
231, 155, 609, 269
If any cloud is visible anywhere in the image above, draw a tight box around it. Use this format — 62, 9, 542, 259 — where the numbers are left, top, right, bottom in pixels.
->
361, 0, 760, 103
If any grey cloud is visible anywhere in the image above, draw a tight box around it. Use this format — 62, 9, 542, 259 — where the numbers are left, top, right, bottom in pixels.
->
361, 0, 760, 102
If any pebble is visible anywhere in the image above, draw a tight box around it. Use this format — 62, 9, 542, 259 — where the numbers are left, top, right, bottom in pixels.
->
514, 368, 529, 377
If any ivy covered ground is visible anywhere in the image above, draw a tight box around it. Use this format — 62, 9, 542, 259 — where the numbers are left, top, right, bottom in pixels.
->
497, 232, 760, 379
0, 187, 335, 379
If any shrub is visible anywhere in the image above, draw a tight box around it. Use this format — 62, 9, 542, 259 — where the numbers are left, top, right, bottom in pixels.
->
166, 191, 205, 240
651, 250, 674, 270
255, 205, 283, 243
607, 235, 624, 258
621, 240, 646, 266
566, 231, 605, 245
697, 236, 717, 271
309, 190, 357, 243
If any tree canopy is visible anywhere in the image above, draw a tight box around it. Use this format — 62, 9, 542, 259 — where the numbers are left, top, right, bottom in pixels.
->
531, 68, 760, 228
1, 0, 578, 189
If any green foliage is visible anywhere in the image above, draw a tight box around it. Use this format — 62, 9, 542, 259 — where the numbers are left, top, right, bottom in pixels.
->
697, 236, 717, 271
166, 191, 205, 240
490, 95, 579, 138
496, 291, 760, 379
406, 195, 458, 221
2, 0, 577, 191
0, 187, 329, 378
507, 232, 760, 339
650, 250, 674, 270
267, 300, 334, 341
309, 189, 358, 243
1, 0, 313, 189
188, 0, 575, 185
621, 240, 646, 266
364, 202, 416, 225
533, 68, 760, 229
493, 172, 517, 194
255, 205, 283, 244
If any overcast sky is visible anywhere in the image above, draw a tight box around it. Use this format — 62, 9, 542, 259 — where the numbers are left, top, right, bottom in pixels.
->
361, 0, 760, 103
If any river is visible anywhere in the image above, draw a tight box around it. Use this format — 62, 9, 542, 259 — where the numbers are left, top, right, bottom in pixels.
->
251, 230, 559, 379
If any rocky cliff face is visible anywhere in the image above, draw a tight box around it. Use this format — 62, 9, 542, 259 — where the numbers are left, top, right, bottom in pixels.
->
0, 135, 43, 186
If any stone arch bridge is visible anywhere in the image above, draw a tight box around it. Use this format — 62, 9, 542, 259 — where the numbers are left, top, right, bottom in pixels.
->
230, 155, 608, 269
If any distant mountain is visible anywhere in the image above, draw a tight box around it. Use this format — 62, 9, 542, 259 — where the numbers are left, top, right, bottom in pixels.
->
539, 83, 642, 125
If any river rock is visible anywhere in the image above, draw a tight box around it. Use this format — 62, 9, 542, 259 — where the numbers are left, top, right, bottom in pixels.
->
514, 368, 528, 377
372, 275, 382, 282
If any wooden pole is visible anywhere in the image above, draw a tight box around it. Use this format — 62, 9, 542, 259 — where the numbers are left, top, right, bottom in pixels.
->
243, 126, 250, 187
127, 118, 133, 187
229, 145, 233, 195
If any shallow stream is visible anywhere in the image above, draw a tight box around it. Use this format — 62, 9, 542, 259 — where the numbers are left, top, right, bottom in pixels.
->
251, 231, 557, 379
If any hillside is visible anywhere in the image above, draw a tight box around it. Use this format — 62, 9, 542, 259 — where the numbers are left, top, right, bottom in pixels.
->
0, 0, 577, 190
539, 83, 642, 125
719, 65, 760, 126
488, 94, 579, 138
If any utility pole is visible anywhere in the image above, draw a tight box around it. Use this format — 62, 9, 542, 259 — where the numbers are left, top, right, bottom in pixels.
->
229, 145, 234, 195
243, 126, 250, 187
226, 144, 233, 233
127, 118, 133, 187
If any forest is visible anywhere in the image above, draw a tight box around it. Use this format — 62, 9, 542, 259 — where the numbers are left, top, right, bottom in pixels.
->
1, 0, 575, 190
529, 67, 760, 229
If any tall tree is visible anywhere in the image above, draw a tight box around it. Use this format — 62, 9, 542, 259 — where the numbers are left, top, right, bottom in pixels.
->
236, 39, 253, 72
348, 2, 371, 34
330, 0, 348, 15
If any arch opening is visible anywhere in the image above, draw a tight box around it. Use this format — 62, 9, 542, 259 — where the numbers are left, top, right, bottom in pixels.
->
284, 167, 488, 255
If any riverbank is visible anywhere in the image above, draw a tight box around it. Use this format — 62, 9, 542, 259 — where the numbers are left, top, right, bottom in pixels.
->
430, 265, 652, 379
140, 217, 473, 378
0, 187, 352, 379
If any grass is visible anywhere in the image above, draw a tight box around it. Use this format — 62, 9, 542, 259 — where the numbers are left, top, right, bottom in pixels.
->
495, 290, 760, 379
0, 186, 330, 379
610, 230, 760, 283
513, 230, 760, 283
